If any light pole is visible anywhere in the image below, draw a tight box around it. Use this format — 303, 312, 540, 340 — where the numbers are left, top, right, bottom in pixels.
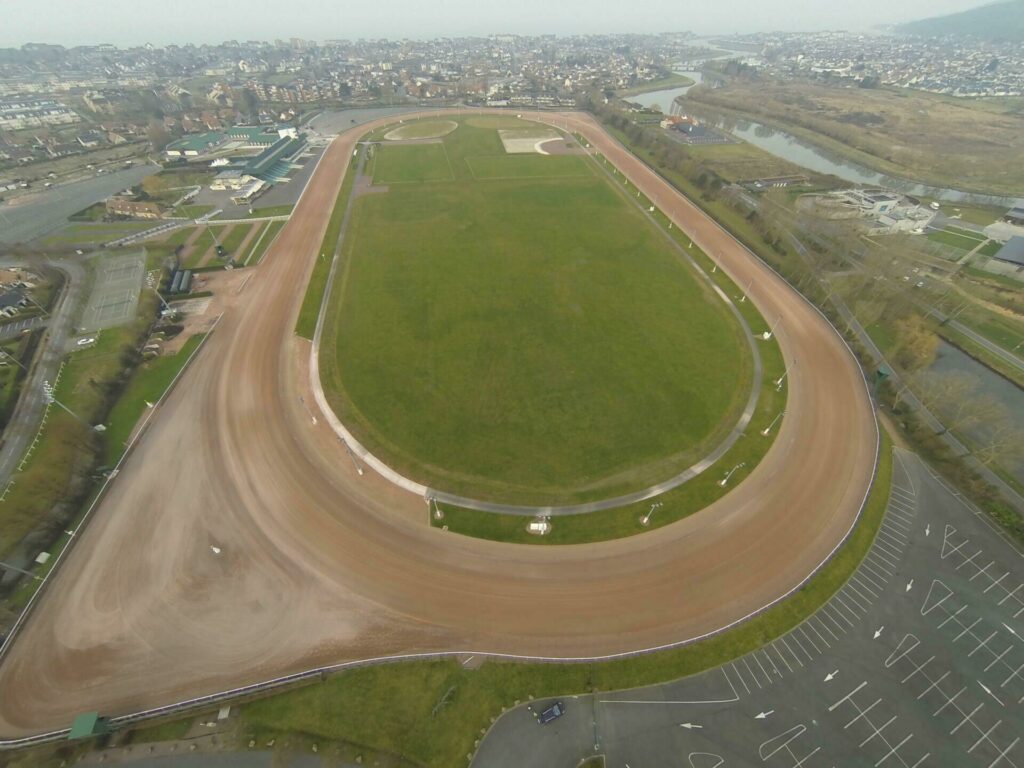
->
640, 501, 663, 527
739, 279, 753, 303
22, 292, 49, 317
0, 348, 27, 372
762, 316, 781, 341
718, 462, 746, 487
775, 360, 796, 391
761, 410, 785, 437
145, 271, 172, 312
42, 380, 105, 432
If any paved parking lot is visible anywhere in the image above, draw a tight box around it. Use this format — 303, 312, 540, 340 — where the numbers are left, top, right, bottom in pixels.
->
473, 448, 1024, 768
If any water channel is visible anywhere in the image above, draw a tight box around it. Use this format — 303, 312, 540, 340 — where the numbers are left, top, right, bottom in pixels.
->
630, 76, 1022, 207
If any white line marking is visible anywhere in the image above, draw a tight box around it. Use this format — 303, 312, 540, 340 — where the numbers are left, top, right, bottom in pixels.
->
828, 681, 867, 711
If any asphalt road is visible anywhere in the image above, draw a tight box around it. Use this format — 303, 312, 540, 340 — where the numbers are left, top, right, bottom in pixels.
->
0, 110, 877, 736
0, 258, 85, 488
474, 448, 1024, 768
0, 164, 159, 245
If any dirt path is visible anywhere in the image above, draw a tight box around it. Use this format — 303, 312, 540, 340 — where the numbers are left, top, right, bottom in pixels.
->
0, 111, 876, 736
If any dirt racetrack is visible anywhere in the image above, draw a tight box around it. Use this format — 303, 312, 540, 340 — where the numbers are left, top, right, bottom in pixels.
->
0, 111, 877, 736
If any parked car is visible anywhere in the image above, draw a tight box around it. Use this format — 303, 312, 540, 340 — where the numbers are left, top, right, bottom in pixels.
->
539, 701, 565, 724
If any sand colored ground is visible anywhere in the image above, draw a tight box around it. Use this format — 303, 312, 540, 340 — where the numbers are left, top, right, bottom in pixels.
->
0, 111, 876, 736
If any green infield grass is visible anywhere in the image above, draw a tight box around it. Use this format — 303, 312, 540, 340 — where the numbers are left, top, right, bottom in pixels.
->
465, 153, 592, 180
384, 120, 458, 141
373, 143, 454, 183
320, 119, 752, 505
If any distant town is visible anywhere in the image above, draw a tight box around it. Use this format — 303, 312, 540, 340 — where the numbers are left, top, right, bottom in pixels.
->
2, 29, 1023, 182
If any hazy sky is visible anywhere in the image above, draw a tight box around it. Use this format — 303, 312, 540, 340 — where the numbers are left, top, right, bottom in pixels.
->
1, 0, 985, 47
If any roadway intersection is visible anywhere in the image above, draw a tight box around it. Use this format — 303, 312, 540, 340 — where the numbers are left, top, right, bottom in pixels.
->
473, 448, 1024, 768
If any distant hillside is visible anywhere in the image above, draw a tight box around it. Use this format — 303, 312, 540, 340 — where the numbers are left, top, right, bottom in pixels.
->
897, 0, 1024, 41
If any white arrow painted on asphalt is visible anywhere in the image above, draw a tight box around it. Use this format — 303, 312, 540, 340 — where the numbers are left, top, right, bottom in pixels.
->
906, 579, 914, 592
874, 627, 884, 639
925, 524, 930, 537
979, 682, 1004, 706
1004, 623, 1019, 638
679, 723, 703, 729
824, 670, 839, 682
754, 711, 774, 720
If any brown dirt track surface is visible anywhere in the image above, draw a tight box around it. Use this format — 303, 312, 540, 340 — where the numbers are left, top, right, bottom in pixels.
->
0, 111, 877, 736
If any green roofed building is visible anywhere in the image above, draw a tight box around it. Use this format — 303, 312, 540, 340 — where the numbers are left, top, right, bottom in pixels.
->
69, 712, 109, 740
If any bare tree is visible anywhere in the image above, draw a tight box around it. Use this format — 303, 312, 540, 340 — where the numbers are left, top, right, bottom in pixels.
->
891, 314, 938, 373
973, 419, 1024, 469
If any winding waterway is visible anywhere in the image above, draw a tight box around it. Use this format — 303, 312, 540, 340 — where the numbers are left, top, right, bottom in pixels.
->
632, 77, 1022, 208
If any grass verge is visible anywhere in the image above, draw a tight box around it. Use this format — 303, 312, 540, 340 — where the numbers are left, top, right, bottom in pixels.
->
238, 432, 890, 767
294, 157, 355, 340
102, 335, 205, 465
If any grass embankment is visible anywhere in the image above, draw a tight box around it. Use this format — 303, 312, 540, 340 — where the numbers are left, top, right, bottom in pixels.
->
239, 434, 890, 767
245, 220, 284, 266
244, 204, 296, 219
0, 294, 157, 559
294, 156, 357, 340
102, 335, 205, 464
683, 141, 814, 184
617, 73, 696, 98
178, 204, 215, 219
321, 120, 751, 505
36, 222, 154, 248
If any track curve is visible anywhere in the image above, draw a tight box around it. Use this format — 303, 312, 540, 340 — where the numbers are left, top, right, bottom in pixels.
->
0, 111, 877, 736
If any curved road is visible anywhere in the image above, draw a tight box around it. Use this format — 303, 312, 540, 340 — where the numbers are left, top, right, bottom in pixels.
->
0, 111, 877, 736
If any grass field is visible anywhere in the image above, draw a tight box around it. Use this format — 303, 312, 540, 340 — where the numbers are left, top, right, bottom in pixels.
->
384, 120, 458, 141
321, 119, 751, 505
687, 79, 1024, 196
927, 228, 986, 251
684, 141, 815, 183
617, 73, 696, 97
464, 153, 591, 180
434, 204, 786, 543
373, 143, 454, 183
238, 434, 891, 768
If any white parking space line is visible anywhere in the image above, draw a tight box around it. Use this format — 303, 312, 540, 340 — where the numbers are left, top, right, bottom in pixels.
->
968, 632, 999, 658
874, 734, 912, 766
761, 648, 783, 677
828, 681, 868, 711
731, 662, 750, 694
780, 636, 805, 667
797, 625, 821, 654
811, 616, 839, 643
752, 651, 773, 684
853, 573, 881, 596
742, 656, 763, 690
843, 583, 872, 610
772, 643, 794, 674
806, 622, 831, 651
832, 595, 862, 623
844, 698, 882, 729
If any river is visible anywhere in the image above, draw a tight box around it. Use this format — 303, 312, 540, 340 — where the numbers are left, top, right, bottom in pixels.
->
630, 79, 1022, 208
928, 340, 1024, 483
